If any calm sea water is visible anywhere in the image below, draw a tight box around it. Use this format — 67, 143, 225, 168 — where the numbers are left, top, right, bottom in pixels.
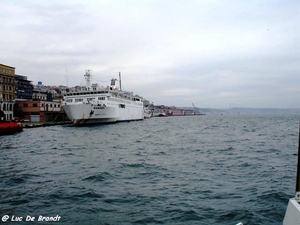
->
0, 114, 299, 225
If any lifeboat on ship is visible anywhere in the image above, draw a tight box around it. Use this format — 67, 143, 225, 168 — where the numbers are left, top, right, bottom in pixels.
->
0, 121, 23, 135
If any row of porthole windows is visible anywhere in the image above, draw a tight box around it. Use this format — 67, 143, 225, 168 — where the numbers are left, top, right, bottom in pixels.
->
1, 103, 13, 111
66, 96, 107, 103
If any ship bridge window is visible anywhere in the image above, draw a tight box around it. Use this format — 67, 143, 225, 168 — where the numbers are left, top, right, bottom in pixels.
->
87, 98, 95, 101
75, 98, 83, 103
66, 99, 73, 103
119, 104, 125, 108
98, 97, 105, 100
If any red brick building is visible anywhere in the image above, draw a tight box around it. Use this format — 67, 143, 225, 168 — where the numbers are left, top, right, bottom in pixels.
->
15, 99, 67, 122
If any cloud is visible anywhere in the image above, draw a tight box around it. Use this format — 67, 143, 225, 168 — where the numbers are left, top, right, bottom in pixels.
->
0, 0, 299, 108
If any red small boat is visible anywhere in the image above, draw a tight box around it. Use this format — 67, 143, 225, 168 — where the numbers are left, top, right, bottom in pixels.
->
0, 121, 23, 135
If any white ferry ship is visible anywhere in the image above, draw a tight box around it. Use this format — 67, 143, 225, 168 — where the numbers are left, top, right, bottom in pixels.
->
62, 70, 144, 125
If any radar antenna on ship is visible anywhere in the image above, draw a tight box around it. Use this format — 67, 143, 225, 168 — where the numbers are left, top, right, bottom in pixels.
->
110, 78, 117, 85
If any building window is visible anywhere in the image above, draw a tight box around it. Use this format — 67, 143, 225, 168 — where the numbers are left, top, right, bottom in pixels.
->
23, 103, 28, 107
33, 103, 38, 107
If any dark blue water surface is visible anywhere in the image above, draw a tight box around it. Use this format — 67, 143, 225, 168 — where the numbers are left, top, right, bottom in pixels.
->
0, 114, 299, 225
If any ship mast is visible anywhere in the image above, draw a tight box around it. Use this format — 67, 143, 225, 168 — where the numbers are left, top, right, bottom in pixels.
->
84, 70, 92, 90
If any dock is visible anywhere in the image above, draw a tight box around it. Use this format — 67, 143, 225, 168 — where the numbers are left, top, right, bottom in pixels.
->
22, 121, 72, 128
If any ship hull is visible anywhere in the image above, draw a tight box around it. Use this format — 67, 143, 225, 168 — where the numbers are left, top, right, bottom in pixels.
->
63, 101, 143, 125
283, 198, 300, 225
0, 122, 23, 135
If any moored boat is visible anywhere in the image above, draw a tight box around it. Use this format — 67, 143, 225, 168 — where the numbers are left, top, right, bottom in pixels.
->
62, 70, 144, 125
0, 121, 23, 135
143, 106, 152, 119
152, 109, 167, 117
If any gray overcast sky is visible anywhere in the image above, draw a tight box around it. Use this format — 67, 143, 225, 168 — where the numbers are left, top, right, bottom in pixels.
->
0, 0, 299, 108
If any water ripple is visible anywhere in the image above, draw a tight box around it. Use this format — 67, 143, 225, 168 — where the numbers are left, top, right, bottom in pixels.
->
0, 114, 298, 224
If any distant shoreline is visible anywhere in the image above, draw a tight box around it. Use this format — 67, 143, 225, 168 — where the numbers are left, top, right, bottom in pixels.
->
179, 107, 300, 114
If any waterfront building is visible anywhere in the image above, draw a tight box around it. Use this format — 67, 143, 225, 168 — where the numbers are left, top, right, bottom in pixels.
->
15, 99, 65, 122
0, 63, 16, 120
15, 74, 34, 100
32, 90, 52, 101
